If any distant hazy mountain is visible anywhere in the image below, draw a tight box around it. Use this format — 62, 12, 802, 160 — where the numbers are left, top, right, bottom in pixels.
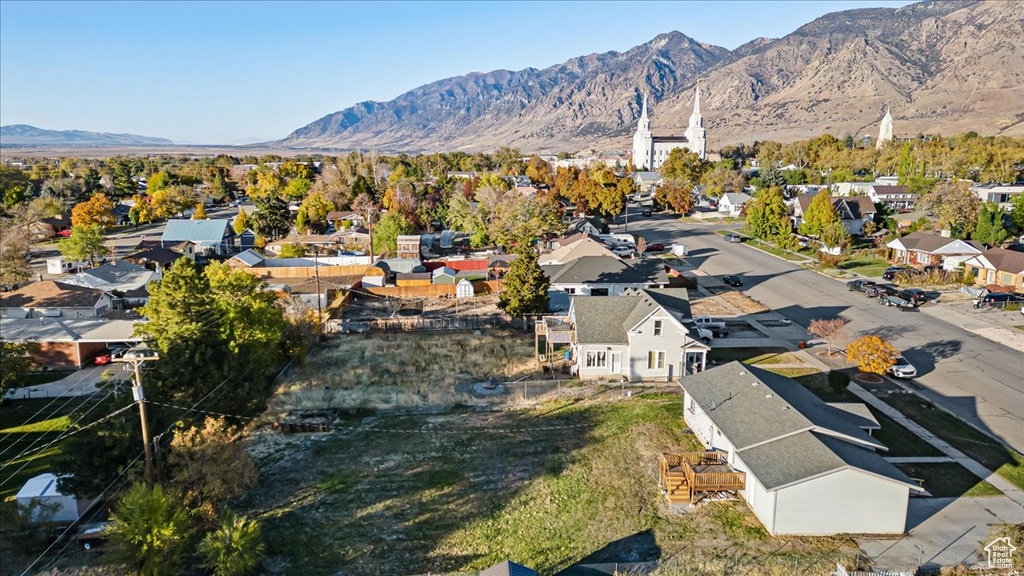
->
280, 0, 1024, 153
0, 124, 174, 147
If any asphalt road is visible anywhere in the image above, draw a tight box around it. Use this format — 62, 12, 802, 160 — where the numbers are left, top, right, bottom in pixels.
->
619, 213, 1024, 454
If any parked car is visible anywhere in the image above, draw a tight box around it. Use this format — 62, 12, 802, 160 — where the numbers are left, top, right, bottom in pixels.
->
693, 316, 727, 332
722, 275, 743, 287
694, 327, 714, 344
644, 242, 665, 252
881, 267, 907, 280
641, 209, 652, 217
867, 284, 900, 298
847, 279, 877, 294
889, 355, 918, 379
56, 229, 72, 237
707, 325, 730, 338
76, 522, 113, 550
974, 292, 1024, 309
724, 233, 742, 243
94, 347, 128, 366
897, 288, 929, 305
611, 245, 635, 258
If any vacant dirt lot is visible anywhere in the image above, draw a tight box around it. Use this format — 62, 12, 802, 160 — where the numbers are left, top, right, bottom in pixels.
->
245, 393, 857, 576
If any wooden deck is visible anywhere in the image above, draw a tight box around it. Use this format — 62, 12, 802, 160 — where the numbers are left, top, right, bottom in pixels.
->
660, 452, 746, 504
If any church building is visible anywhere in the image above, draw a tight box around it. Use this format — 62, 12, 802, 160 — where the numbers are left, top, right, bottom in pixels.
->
876, 106, 894, 149
632, 85, 707, 170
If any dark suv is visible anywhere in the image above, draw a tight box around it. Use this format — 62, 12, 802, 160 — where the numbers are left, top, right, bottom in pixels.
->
974, 292, 1024, 309
897, 288, 928, 305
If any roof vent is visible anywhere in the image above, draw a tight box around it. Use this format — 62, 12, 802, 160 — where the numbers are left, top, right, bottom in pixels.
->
739, 371, 746, 375
765, 393, 774, 399
751, 382, 758, 386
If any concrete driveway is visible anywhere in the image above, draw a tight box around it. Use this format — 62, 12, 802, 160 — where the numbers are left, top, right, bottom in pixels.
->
857, 496, 1024, 572
3, 365, 126, 400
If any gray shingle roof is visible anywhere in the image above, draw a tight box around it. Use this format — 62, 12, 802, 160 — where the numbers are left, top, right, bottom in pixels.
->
543, 256, 655, 285
0, 281, 108, 309
894, 231, 983, 254
681, 362, 884, 451
571, 288, 692, 345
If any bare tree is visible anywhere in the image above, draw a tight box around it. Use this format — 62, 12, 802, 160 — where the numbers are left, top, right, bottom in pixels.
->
808, 317, 848, 356
636, 236, 647, 256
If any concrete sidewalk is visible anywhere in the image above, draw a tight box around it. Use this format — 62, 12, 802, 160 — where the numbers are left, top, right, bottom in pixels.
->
918, 300, 1024, 353
3, 366, 120, 400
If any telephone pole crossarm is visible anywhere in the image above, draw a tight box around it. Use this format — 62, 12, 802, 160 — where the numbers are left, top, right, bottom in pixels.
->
115, 345, 160, 488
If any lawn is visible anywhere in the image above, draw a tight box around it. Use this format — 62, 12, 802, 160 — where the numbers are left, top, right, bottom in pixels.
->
869, 409, 942, 457
743, 238, 807, 262
836, 256, 889, 278
708, 347, 790, 365
793, 372, 857, 403
882, 394, 1024, 490
893, 463, 1002, 498
247, 393, 857, 575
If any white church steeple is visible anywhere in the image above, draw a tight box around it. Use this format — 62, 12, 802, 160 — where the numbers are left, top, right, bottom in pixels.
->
684, 84, 707, 159
877, 106, 893, 149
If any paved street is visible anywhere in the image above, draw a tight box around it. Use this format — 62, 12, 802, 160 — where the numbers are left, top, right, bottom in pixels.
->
618, 213, 1024, 454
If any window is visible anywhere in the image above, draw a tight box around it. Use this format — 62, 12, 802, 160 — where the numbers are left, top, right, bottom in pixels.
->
1001, 272, 1014, 286
916, 252, 929, 264
586, 351, 607, 368
647, 350, 665, 370
653, 320, 663, 337
688, 397, 696, 414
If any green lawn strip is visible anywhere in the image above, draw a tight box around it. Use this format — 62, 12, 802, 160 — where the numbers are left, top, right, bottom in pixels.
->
743, 239, 805, 261
893, 463, 1002, 498
883, 394, 1024, 490
253, 394, 853, 576
0, 445, 63, 501
708, 347, 789, 365
868, 409, 942, 457
0, 415, 72, 434
836, 256, 889, 278
793, 372, 859, 403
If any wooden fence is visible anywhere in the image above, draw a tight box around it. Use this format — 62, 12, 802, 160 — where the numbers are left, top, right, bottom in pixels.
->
327, 312, 509, 333
248, 264, 372, 279
364, 280, 502, 299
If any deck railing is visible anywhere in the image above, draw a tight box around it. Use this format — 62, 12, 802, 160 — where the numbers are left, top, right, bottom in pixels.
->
661, 451, 745, 494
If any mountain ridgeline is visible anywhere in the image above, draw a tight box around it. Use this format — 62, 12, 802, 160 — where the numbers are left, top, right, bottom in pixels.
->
0, 125, 174, 148
281, 0, 1024, 153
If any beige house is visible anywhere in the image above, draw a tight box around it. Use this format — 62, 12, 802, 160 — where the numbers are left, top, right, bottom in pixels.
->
962, 248, 1024, 290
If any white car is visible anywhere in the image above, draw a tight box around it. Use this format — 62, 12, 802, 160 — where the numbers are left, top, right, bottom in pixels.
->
612, 246, 635, 258
889, 355, 917, 379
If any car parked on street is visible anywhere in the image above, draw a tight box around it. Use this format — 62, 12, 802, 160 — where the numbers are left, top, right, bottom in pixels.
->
641, 209, 652, 217
611, 246, 635, 258
974, 292, 1024, 309
847, 279, 877, 294
722, 275, 743, 287
644, 242, 665, 252
725, 233, 742, 243
897, 288, 929, 305
889, 355, 917, 379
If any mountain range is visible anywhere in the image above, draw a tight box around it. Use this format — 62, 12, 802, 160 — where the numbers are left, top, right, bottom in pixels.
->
0, 125, 174, 148
280, 0, 1024, 153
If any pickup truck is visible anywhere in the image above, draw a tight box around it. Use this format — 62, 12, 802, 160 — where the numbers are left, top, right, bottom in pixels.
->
694, 327, 714, 343
846, 279, 877, 294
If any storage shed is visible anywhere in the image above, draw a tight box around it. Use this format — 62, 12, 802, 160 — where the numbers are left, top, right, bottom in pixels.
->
456, 278, 475, 299
16, 473, 82, 523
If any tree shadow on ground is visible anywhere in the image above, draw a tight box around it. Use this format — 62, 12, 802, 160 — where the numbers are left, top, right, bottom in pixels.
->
556, 529, 661, 575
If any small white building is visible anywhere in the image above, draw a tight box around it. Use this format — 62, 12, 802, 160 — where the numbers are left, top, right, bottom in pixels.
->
681, 363, 925, 536
16, 473, 85, 523
718, 192, 753, 216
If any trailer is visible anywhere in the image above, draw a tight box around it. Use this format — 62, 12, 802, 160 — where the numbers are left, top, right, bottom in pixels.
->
879, 295, 917, 311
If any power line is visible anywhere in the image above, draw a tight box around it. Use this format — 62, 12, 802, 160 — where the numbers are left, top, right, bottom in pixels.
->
0, 388, 117, 469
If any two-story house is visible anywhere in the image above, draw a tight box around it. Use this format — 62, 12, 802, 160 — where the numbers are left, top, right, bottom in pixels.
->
566, 288, 709, 381
794, 192, 876, 236
543, 255, 668, 297
680, 362, 925, 536
868, 185, 918, 212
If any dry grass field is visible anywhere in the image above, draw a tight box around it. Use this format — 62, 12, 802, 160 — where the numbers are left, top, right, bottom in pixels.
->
246, 392, 858, 576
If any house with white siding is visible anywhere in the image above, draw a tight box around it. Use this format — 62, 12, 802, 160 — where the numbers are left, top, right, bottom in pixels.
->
543, 255, 668, 297
566, 288, 709, 381
886, 231, 983, 270
679, 362, 925, 536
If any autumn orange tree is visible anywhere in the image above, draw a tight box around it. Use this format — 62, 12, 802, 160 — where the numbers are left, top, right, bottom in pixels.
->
847, 335, 898, 375
71, 193, 115, 228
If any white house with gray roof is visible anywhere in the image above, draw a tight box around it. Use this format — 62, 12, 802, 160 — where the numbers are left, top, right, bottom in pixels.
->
543, 255, 668, 297
568, 288, 709, 381
680, 363, 925, 536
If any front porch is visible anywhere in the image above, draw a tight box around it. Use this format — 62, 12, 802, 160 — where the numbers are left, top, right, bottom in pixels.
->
659, 451, 746, 504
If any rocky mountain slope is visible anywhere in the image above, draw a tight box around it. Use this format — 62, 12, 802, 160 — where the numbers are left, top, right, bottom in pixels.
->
281, 0, 1024, 153
0, 124, 174, 147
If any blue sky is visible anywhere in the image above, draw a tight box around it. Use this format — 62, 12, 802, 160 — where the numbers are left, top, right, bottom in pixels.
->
0, 1, 912, 145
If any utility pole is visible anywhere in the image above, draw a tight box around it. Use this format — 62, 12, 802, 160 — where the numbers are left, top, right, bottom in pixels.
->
116, 344, 160, 488
313, 251, 323, 319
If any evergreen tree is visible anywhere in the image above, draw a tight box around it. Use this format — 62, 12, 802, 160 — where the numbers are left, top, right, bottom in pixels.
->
82, 167, 102, 194
200, 514, 265, 576
249, 195, 290, 240
109, 483, 195, 576
745, 186, 790, 241
372, 212, 413, 255
972, 202, 1008, 246
499, 246, 550, 322
111, 160, 137, 198
798, 191, 840, 237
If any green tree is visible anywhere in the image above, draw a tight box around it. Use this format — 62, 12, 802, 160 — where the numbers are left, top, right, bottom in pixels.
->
700, 165, 747, 198
499, 246, 549, 322
659, 149, 707, 190
819, 221, 852, 251
57, 390, 146, 497
282, 177, 311, 200
250, 195, 291, 240
82, 167, 102, 195
295, 192, 336, 234
1010, 195, 1024, 234
0, 340, 36, 399
109, 483, 195, 576
278, 243, 307, 257
58, 225, 108, 266
0, 164, 31, 207
111, 160, 137, 197
200, 514, 264, 576
232, 208, 251, 235
494, 146, 524, 175
168, 417, 258, 524
972, 202, 1008, 246
744, 186, 790, 241
798, 191, 840, 237
372, 212, 414, 255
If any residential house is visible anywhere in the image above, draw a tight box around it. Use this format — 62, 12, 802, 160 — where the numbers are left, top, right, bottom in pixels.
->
681, 362, 925, 535
0, 316, 140, 368
971, 184, 1024, 209
265, 234, 339, 255
160, 219, 235, 256
564, 215, 607, 236
539, 236, 618, 265
718, 192, 753, 217
633, 171, 663, 193
868, 185, 918, 212
962, 248, 1024, 290
565, 288, 709, 381
124, 246, 185, 271
543, 255, 669, 297
22, 212, 72, 240
110, 203, 132, 226
0, 280, 114, 319
794, 192, 876, 236
886, 232, 983, 270
326, 211, 365, 229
